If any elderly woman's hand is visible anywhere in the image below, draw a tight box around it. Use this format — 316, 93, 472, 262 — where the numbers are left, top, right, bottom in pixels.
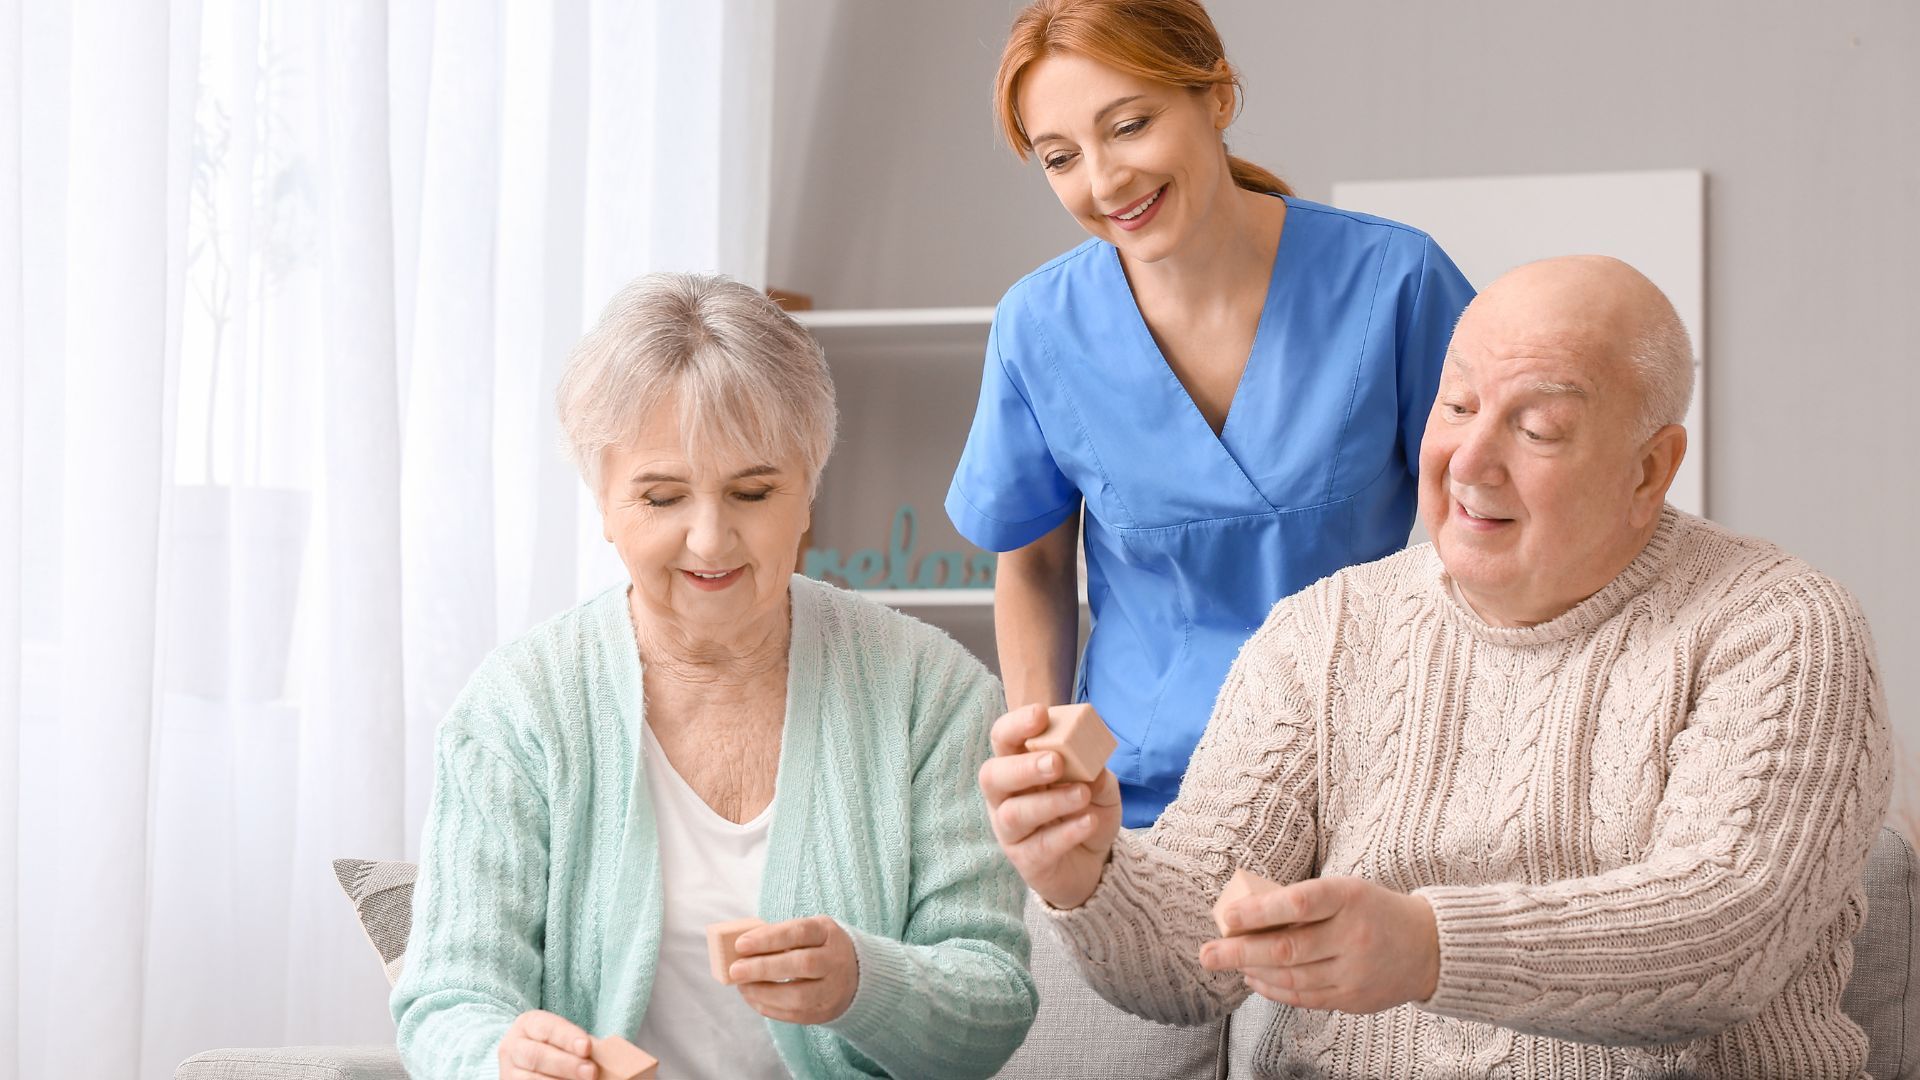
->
497, 1009, 599, 1080
1199, 876, 1440, 1014
978, 704, 1123, 910
728, 914, 861, 1025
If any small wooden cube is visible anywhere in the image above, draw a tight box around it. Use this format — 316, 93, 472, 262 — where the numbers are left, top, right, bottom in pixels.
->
706, 916, 767, 985
1025, 703, 1117, 784
590, 1035, 658, 1080
1212, 867, 1281, 937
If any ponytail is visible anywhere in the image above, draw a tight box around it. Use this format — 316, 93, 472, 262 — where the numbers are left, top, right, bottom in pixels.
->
1227, 153, 1292, 198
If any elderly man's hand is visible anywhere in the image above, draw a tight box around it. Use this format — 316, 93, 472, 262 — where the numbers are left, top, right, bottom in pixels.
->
1200, 876, 1439, 1014
978, 704, 1124, 910
729, 915, 861, 1025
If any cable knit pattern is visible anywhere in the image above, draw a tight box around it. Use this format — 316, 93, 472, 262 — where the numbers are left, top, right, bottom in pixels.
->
391, 576, 1036, 1080
1048, 507, 1891, 1079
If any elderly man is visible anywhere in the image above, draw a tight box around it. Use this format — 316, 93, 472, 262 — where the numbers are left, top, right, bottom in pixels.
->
980, 255, 1891, 1078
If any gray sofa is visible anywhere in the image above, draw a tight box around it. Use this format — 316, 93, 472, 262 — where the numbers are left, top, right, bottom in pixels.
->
178, 827, 1920, 1080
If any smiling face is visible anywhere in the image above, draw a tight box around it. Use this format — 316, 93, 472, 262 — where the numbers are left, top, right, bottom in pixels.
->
598, 396, 812, 643
1015, 51, 1237, 263
1418, 258, 1687, 625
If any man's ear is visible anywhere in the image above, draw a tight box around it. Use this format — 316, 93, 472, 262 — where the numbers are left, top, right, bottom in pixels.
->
1631, 423, 1687, 526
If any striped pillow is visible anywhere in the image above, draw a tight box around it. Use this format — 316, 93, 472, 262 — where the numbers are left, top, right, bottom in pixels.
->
331, 858, 417, 986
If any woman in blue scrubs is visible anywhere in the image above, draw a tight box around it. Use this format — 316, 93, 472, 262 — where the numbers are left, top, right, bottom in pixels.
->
948, 0, 1474, 827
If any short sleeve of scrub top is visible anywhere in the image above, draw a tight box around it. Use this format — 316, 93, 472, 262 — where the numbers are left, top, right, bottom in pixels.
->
947, 197, 1475, 826
942, 318, 1083, 550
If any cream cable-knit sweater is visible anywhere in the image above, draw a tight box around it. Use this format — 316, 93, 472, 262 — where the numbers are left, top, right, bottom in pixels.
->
1050, 507, 1890, 1079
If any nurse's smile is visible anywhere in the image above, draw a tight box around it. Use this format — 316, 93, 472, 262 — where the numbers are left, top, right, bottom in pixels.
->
1108, 184, 1167, 231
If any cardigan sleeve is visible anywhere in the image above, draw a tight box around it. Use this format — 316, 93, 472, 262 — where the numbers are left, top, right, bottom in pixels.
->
1415, 571, 1891, 1045
390, 666, 552, 1080
821, 629, 1038, 1077
1043, 592, 1327, 1026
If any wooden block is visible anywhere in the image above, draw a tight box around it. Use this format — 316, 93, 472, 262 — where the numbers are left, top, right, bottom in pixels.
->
590, 1035, 658, 1080
1025, 703, 1117, 783
1212, 868, 1281, 937
706, 916, 767, 985
766, 287, 813, 312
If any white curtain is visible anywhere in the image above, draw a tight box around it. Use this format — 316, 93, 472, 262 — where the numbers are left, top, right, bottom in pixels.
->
1, 1, 775, 1077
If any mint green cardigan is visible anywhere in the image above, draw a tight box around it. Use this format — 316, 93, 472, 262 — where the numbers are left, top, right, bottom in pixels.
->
391, 576, 1036, 1079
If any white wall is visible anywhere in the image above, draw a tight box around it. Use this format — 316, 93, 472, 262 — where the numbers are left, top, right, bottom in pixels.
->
771, 1, 1920, 790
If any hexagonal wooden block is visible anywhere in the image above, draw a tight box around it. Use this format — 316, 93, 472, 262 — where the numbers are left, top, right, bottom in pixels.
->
1024, 703, 1117, 784
1212, 867, 1281, 937
590, 1035, 659, 1080
706, 916, 767, 985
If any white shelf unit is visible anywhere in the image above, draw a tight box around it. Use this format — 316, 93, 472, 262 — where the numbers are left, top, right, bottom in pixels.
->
801, 307, 999, 627
794, 307, 994, 330
860, 588, 994, 607
798, 307, 1088, 672
857, 588, 1089, 608
793, 308, 997, 364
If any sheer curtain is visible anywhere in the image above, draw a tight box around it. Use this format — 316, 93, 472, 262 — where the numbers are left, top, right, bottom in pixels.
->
1, 1, 775, 1077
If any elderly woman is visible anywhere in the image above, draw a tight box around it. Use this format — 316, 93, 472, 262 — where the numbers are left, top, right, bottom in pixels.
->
392, 273, 1036, 1080
983, 256, 1891, 1078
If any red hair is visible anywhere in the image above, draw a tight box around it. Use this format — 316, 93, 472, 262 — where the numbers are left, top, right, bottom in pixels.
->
994, 0, 1292, 197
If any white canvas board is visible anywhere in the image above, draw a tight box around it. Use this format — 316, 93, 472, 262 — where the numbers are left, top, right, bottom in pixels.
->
1332, 170, 1706, 515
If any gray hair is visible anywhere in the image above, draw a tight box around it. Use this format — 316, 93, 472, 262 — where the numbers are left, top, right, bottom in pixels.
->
556, 272, 837, 497
1628, 304, 1694, 441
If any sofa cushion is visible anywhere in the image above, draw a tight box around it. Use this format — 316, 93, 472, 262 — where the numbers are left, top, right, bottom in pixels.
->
1846, 826, 1919, 1080
331, 858, 416, 986
174, 1045, 410, 1080
994, 891, 1224, 1080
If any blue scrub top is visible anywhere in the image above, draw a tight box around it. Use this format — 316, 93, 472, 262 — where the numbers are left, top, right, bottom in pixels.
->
945, 197, 1474, 826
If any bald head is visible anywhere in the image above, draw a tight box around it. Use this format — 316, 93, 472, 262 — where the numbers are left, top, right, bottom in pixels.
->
1453, 256, 1693, 440
1421, 254, 1693, 627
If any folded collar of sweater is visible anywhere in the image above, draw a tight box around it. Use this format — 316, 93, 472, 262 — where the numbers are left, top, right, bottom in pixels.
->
1433, 504, 1682, 647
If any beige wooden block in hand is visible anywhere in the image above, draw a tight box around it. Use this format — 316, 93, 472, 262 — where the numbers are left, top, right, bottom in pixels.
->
1024, 703, 1117, 784
706, 916, 767, 985
590, 1035, 658, 1080
1212, 868, 1281, 937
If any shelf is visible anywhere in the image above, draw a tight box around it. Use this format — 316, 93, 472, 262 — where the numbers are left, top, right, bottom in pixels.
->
862, 589, 994, 606
857, 588, 1090, 608
795, 307, 995, 330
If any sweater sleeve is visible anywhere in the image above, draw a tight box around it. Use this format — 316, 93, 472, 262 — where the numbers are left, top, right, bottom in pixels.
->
1044, 595, 1326, 1026
390, 674, 551, 1080
822, 634, 1039, 1078
1415, 572, 1892, 1045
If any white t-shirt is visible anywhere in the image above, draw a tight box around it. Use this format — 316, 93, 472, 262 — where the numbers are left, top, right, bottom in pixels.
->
632, 721, 789, 1079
